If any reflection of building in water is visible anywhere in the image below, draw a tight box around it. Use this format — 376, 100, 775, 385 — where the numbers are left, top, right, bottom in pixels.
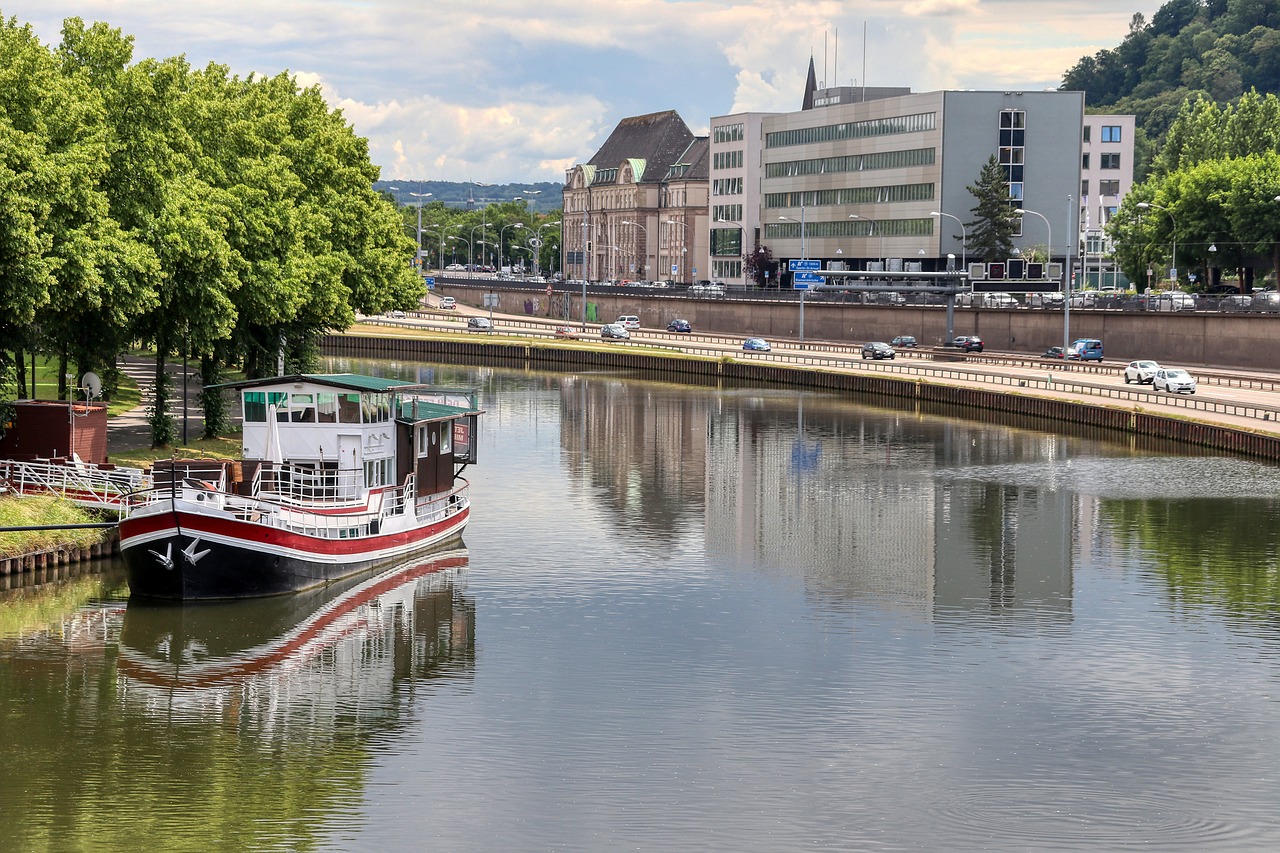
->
558, 376, 709, 532
552, 371, 1073, 620
705, 395, 937, 608
116, 551, 475, 735
932, 424, 1074, 622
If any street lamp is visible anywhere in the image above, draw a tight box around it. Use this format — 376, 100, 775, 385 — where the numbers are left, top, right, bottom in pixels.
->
423, 224, 459, 271
535, 220, 560, 279
1016, 206, 1068, 356
930, 211, 967, 272
408, 192, 431, 267
848, 214, 883, 267
1137, 201, 1177, 285
621, 219, 648, 278
778, 212, 810, 342
499, 223, 524, 274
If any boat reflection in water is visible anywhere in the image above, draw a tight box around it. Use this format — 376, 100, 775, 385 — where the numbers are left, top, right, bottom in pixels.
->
116, 548, 474, 727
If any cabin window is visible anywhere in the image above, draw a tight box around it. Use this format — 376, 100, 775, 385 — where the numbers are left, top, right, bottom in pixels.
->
418, 425, 429, 455
244, 391, 267, 422
440, 423, 452, 454
317, 393, 338, 423
290, 393, 316, 422
271, 393, 289, 421
363, 456, 393, 488
338, 393, 361, 423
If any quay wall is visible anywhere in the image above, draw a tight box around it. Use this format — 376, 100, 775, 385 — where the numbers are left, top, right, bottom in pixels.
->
323, 334, 1280, 462
438, 283, 1280, 371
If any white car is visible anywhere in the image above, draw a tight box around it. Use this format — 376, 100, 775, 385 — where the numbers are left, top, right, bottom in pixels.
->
1123, 360, 1159, 384
444, 263, 465, 271
616, 315, 640, 331
438, 297, 456, 310
1152, 368, 1197, 394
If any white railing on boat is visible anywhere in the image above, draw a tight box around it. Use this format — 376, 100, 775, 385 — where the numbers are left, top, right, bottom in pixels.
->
121, 473, 469, 541
1, 458, 146, 509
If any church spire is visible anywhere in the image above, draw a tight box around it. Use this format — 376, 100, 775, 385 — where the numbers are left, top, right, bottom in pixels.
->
802, 55, 818, 110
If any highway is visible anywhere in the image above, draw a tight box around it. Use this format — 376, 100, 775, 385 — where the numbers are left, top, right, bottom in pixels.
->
359, 305, 1280, 438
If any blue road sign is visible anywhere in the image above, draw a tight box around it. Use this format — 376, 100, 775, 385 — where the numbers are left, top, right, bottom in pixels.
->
789, 259, 821, 271
423, 276, 436, 289
794, 272, 825, 288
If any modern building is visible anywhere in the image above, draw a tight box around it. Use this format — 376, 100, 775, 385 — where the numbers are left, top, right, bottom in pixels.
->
1079, 114, 1137, 288
708, 65, 1101, 289
561, 110, 709, 285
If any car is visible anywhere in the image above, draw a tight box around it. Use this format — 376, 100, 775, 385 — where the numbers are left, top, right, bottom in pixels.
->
438, 297, 456, 310
1123, 360, 1160, 384
600, 323, 630, 340
667, 319, 692, 333
1153, 367, 1197, 394
891, 336, 918, 348
742, 338, 771, 352
861, 342, 895, 360
945, 336, 984, 352
466, 316, 492, 331
387, 310, 406, 319
1041, 346, 1065, 359
1068, 338, 1104, 361
1028, 292, 1065, 309
1218, 294, 1252, 312
553, 325, 578, 338
617, 315, 641, 331
444, 263, 465, 272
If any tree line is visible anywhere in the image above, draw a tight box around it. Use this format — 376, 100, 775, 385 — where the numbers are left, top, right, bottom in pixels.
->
1, 16, 422, 446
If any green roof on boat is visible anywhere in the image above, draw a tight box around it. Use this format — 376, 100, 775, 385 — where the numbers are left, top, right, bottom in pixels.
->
209, 373, 415, 392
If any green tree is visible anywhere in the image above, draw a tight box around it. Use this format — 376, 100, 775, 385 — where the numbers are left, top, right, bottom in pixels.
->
964, 155, 1016, 263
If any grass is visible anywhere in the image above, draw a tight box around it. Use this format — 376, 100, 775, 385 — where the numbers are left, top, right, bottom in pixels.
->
0, 496, 110, 557
5, 356, 140, 418
109, 433, 243, 469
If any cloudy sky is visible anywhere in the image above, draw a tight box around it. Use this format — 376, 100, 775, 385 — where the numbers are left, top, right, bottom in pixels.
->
7, 1, 1164, 184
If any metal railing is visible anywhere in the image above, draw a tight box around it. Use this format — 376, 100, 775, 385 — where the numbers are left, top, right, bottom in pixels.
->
1, 458, 145, 509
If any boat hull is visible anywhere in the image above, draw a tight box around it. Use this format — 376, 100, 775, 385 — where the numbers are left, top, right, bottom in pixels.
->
120, 502, 469, 600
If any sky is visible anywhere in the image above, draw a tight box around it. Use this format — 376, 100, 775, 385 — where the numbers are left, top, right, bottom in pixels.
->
6, 0, 1165, 185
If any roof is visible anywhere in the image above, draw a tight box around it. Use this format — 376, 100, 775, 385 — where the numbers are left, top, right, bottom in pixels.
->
664, 137, 710, 181
588, 110, 696, 183
208, 373, 416, 392
397, 398, 478, 423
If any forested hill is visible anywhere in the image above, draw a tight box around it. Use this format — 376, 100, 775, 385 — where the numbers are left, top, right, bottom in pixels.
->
1062, 0, 1280, 142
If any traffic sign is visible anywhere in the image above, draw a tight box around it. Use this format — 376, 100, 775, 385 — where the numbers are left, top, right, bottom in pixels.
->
789, 259, 821, 271
794, 271, 825, 288
423, 276, 436, 289
529, 237, 543, 248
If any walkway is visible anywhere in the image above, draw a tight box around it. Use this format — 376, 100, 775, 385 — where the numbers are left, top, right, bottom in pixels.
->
110, 356, 205, 454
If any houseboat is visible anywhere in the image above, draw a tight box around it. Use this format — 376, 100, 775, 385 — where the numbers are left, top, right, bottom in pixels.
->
118, 374, 481, 600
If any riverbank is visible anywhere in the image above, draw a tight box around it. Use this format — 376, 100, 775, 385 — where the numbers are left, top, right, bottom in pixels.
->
325, 328, 1280, 461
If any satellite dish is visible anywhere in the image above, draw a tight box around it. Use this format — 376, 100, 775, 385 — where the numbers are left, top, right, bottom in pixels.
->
80, 372, 102, 399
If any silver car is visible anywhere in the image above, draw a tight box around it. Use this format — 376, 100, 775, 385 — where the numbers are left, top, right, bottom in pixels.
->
1123, 360, 1159, 384
600, 323, 630, 340
1152, 368, 1197, 394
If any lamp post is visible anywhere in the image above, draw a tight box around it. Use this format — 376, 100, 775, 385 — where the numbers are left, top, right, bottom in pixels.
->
665, 219, 689, 283
408, 192, 431, 269
929, 211, 966, 272
423, 225, 459, 271
848, 214, 883, 267
499, 223, 524, 274
778, 210, 809, 342
621, 220, 648, 279
1137, 201, 1177, 286
1016, 206, 1067, 356
535, 220, 560, 279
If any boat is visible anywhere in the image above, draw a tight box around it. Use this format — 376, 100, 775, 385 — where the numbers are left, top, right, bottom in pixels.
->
118, 374, 482, 600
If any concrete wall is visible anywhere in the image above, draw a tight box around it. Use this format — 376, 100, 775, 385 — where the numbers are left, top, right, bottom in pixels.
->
441, 284, 1280, 370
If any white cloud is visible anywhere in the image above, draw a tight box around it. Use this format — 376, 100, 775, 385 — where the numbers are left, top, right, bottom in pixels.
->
5, 0, 1166, 184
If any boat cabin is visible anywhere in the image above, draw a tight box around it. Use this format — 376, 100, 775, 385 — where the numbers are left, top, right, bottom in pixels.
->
225, 374, 480, 500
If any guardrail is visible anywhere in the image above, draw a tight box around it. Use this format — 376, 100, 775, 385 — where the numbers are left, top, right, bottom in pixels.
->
360, 315, 1280, 424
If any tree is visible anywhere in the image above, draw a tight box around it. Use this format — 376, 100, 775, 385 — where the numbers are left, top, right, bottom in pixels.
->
964, 155, 1017, 263
743, 242, 777, 288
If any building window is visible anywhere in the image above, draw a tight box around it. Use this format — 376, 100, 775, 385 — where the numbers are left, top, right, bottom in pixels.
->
1082, 153, 1090, 169
1099, 179, 1120, 196
714, 123, 744, 144
765, 112, 935, 148
1000, 110, 1025, 129
1081, 179, 1089, 197
1101, 125, 1122, 143
713, 150, 744, 169
764, 147, 935, 179
1082, 125, 1091, 143
1101, 153, 1121, 169
713, 204, 743, 223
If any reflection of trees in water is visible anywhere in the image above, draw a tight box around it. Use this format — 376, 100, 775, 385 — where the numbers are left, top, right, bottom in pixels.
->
0, 560, 476, 851
1101, 498, 1280, 619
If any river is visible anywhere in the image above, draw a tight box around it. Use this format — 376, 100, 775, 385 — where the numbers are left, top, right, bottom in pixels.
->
2, 358, 1280, 851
